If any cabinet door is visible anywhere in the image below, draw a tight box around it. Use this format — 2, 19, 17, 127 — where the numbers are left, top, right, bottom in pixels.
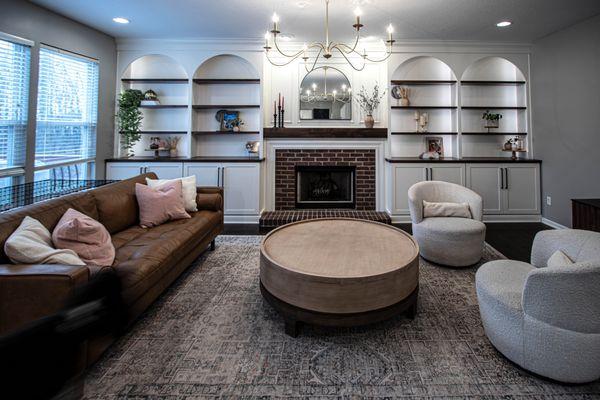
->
106, 163, 145, 180
466, 165, 502, 214
183, 163, 220, 187
222, 163, 260, 215
504, 165, 540, 214
429, 164, 465, 185
392, 165, 427, 215
144, 163, 183, 180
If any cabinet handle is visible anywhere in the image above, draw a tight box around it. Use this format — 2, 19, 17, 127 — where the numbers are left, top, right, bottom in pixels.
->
139, 167, 143, 175
504, 168, 509, 190
424, 168, 428, 181
500, 168, 504, 189
429, 168, 433, 181
216, 167, 220, 186
221, 166, 225, 187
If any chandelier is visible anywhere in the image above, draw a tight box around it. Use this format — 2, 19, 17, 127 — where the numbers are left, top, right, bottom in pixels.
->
300, 67, 352, 104
264, 0, 395, 72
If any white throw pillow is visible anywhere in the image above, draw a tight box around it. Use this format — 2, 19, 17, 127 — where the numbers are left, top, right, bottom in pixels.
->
4, 216, 85, 266
547, 249, 574, 268
146, 175, 198, 212
423, 200, 472, 219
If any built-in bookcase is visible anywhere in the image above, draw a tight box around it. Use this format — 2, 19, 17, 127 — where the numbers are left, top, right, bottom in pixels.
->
389, 56, 530, 159
119, 55, 190, 157
117, 54, 262, 158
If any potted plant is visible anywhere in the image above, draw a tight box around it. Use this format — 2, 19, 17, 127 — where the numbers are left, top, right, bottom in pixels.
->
356, 85, 386, 128
482, 110, 502, 129
117, 89, 145, 157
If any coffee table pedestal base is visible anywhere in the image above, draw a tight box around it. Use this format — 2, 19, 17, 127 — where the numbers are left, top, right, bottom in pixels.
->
260, 281, 418, 337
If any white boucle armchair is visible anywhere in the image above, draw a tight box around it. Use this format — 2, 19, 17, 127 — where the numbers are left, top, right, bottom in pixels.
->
476, 229, 600, 383
408, 181, 486, 267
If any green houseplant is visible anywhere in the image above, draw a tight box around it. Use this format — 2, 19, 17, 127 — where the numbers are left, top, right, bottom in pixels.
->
117, 89, 145, 156
482, 110, 502, 129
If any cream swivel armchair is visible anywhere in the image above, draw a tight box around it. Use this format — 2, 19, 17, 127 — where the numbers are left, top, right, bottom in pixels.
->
476, 229, 600, 383
408, 181, 486, 267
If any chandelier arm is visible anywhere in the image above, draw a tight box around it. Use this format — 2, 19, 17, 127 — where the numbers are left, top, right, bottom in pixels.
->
303, 47, 323, 73
265, 51, 303, 67
333, 47, 366, 72
342, 43, 394, 63
272, 36, 307, 59
332, 31, 361, 55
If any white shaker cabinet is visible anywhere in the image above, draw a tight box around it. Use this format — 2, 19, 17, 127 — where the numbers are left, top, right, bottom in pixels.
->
106, 162, 183, 180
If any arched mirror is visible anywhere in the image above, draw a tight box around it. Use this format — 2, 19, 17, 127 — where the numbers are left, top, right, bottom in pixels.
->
299, 67, 352, 120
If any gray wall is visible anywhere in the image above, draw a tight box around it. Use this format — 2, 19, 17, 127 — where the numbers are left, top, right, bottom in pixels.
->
531, 14, 600, 227
0, 0, 116, 179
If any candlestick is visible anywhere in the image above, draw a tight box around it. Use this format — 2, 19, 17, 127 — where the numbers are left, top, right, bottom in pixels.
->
278, 105, 282, 128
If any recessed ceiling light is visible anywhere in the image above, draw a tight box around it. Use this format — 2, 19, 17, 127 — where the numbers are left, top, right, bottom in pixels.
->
496, 21, 512, 27
112, 17, 130, 24
296, 1, 310, 8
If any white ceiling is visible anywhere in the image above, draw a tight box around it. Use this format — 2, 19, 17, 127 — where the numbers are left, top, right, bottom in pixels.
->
29, 0, 600, 43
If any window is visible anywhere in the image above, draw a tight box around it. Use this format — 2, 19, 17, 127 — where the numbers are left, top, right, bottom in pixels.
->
0, 36, 30, 173
35, 45, 99, 173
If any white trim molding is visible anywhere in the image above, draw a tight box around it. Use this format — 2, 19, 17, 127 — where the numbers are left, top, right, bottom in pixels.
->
263, 138, 387, 212
541, 217, 568, 230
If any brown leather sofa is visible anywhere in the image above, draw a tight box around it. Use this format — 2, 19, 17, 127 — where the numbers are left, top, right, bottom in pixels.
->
0, 173, 223, 365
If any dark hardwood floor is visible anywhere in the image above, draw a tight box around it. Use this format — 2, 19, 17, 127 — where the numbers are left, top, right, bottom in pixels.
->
223, 222, 551, 263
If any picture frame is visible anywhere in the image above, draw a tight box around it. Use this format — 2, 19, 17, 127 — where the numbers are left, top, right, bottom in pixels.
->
425, 136, 444, 156
215, 110, 240, 131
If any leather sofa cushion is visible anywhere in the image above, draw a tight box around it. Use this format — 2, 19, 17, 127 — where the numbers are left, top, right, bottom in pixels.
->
196, 193, 222, 211
0, 192, 98, 263
91, 173, 157, 234
111, 210, 222, 304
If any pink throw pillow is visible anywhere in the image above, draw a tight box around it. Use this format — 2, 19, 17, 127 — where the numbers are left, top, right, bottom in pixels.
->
135, 180, 190, 228
52, 208, 116, 266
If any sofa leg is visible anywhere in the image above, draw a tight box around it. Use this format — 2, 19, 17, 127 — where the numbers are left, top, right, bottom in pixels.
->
210, 239, 215, 251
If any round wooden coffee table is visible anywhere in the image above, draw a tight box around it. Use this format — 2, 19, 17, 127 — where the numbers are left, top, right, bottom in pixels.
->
260, 218, 419, 336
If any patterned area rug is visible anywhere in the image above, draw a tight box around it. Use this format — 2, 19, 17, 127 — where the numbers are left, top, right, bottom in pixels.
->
84, 236, 600, 399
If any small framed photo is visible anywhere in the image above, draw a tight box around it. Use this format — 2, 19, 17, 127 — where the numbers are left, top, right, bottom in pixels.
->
215, 110, 240, 131
425, 136, 444, 156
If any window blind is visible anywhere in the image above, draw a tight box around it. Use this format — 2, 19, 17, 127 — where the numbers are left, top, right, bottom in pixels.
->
0, 37, 30, 171
35, 46, 99, 168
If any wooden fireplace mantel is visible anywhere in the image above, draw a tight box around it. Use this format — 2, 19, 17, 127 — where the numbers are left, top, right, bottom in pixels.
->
263, 127, 388, 139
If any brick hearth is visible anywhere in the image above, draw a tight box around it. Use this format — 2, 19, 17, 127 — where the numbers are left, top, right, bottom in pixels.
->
275, 149, 376, 210
259, 210, 391, 232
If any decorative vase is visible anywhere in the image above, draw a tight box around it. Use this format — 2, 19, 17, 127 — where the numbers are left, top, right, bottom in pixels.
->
169, 148, 177, 157
233, 126, 240, 132
400, 98, 409, 107
364, 115, 375, 129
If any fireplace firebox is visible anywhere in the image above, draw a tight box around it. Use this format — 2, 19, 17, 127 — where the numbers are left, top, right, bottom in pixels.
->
295, 165, 356, 209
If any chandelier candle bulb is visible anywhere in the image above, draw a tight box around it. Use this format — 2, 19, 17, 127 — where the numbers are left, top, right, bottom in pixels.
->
272, 13, 280, 32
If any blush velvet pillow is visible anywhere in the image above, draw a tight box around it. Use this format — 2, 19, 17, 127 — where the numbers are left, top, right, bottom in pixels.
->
4, 216, 85, 266
135, 180, 190, 228
52, 208, 115, 266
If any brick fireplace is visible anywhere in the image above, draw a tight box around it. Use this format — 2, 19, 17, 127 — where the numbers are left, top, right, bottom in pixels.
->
275, 149, 376, 210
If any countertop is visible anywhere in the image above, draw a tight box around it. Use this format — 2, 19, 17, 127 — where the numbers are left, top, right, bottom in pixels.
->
105, 156, 265, 163
385, 157, 542, 163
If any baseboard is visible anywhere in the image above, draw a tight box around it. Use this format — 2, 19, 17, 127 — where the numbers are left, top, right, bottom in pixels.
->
224, 215, 260, 224
541, 217, 568, 230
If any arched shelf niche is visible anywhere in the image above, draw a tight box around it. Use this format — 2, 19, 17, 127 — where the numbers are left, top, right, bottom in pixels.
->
191, 54, 261, 156
120, 54, 190, 157
390, 56, 458, 158
460, 57, 529, 157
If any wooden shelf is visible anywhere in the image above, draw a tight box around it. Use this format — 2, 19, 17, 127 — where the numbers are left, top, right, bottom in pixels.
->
192, 130, 260, 135
391, 80, 456, 85
391, 106, 457, 109
462, 132, 528, 135
461, 106, 527, 110
121, 78, 188, 84
193, 78, 260, 84
119, 130, 187, 135
139, 104, 188, 109
264, 127, 387, 139
193, 105, 260, 109
391, 132, 458, 135
461, 80, 526, 86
